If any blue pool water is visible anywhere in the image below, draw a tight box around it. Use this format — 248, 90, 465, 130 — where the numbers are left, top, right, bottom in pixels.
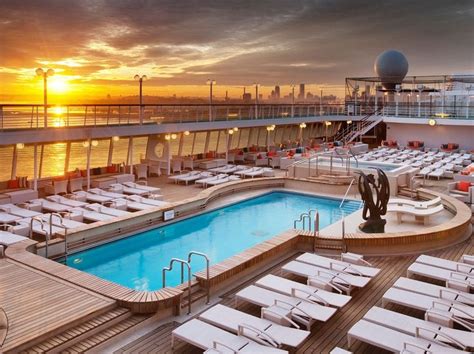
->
66, 192, 360, 290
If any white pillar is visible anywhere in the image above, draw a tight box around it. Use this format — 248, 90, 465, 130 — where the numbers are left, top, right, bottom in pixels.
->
86, 141, 91, 191
33, 144, 38, 191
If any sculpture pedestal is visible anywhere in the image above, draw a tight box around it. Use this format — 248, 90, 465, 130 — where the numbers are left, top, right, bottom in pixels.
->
359, 219, 386, 233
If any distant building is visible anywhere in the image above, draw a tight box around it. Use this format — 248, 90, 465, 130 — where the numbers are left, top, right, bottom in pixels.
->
298, 83, 305, 100
306, 92, 314, 100
274, 85, 280, 99
242, 92, 252, 102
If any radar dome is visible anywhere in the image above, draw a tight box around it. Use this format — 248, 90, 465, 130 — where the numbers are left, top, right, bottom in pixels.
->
374, 50, 409, 89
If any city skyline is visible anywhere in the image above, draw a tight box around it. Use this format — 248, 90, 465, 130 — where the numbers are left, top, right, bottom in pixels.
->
0, 0, 473, 103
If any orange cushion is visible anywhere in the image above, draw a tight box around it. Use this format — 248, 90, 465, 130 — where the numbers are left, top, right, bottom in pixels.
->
458, 181, 471, 192
106, 165, 116, 173
7, 179, 19, 189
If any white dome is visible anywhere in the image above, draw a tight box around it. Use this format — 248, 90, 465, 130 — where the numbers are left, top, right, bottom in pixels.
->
374, 50, 409, 88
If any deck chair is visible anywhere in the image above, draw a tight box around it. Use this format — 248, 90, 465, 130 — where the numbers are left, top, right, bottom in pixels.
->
134, 164, 148, 182
70, 208, 114, 223
171, 319, 286, 353
381, 288, 473, 326
70, 191, 113, 204
46, 195, 87, 208
415, 255, 473, 274
363, 307, 472, 350
296, 253, 380, 278
126, 195, 170, 208
109, 183, 148, 196
205, 175, 240, 186
393, 277, 473, 306
407, 262, 473, 292
255, 274, 351, 308
387, 204, 444, 225
461, 254, 474, 265
235, 285, 337, 330
348, 319, 466, 353
30, 198, 71, 213
38, 214, 85, 229
122, 182, 161, 196
428, 168, 445, 180
89, 188, 124, 199
282, 261, 371, 294
199, 304, 310, 349
85, 203, 130, 217
0, 204, 41, 218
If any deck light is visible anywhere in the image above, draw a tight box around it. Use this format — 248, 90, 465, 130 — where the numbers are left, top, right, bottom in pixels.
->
112, 136, 120, 142
428, 119, 436, 126
347, 120, 353, 124
228, 129, 234, 135
325, 121, 332, 126
16, 143, 25, 149
184, 131, 190, 136
164, 134, 171, 140
91, 140, 99, 147
299, 122, 307, 129
171, 133, 177, 140
233, 127, 239, 131
82, 141, 90, 148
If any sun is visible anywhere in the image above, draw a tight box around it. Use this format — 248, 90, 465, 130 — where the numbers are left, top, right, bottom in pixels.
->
48, 76, 69, 93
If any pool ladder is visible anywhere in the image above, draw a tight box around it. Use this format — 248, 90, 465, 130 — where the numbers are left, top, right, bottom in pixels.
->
162, 251, 210, 315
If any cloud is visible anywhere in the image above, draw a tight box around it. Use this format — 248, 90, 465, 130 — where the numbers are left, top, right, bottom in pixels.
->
0, 0, 473, 97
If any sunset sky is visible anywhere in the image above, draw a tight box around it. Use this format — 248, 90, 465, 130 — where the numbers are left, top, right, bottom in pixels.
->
0, 0, 473, 103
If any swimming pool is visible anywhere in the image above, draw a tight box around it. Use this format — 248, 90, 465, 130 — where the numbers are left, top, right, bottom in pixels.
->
66, 191, 360, 290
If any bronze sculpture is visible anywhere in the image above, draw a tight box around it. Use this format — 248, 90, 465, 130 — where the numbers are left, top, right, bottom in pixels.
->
357, 168, 390, 233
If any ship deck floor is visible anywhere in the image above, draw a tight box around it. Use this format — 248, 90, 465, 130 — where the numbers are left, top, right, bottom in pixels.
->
113, 237, 473, 354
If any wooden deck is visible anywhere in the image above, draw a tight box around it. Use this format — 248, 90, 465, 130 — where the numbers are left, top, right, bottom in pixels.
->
0, 258, 116, 353
114, 237, 473, 354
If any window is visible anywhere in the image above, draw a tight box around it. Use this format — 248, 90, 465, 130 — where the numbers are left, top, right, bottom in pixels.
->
208, 131, 219, 152
192, 132, 207, 154
238, 129, 250, 148
69, 142, 89, 170
41, 143, 67, 177
132, 137, 148, 163
89, 139, 110, 168
216, 131, 228, 153
181, 132, 194, 156
111, 137, 129, 164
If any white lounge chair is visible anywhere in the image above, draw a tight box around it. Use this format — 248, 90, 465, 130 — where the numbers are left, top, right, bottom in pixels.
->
0, 204, 42, 218
296, 253, 380, 278
381, 288, 473, 323
168, 171, 200, 183
387, 196, 442, 209
282, 261, 371, 294
30, 198, 71, 213
70, 191, 113, 204
363, 306, 472, 350
407, 262, 473, 292
126, 195, 170, 208
175, 172, 213, 185
109, 183, 148, 196
428, 168, 445, 180
122, 181, 161, 195
0, 230, 27, 246
0, 212, 21, 224
387, 203, 444, 225
255, 274, 351, 308
415, 255, 474, 274
199, 304, 310, 349
195, 174, 228, 187
89, 188, 124, 199
393, 277, 473, 305
171, 319, 286, 353
206, 175, 241, 186
461, 254, 474, 265
20, 219, 64, 238
348, 319, 466, 353
85, 204, 130, 217
235, 285, 337, 329
38, 214, 85, 229
71, 208, 115, 223
46, 195, 88, 208
242, 167, 266, 178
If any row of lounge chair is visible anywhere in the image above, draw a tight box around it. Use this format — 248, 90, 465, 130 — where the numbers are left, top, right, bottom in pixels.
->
347, 253, 473, 353
172, 252, 381, 352
0, 183, 171, 239
169, 166, 275, 187
387, 196, 444, 225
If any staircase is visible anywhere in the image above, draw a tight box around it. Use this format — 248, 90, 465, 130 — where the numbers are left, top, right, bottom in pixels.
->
334, 109, 383, 144
23, 306, 148, 353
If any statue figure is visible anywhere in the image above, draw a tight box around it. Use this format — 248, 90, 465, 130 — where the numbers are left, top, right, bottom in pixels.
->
357, 168, 390, 233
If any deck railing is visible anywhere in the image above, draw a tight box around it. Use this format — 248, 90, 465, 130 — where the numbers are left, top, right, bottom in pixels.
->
0, 101, 471, 131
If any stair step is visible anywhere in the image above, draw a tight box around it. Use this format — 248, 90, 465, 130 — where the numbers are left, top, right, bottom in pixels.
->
180, 289, 208, 309
25, 307, 130, 353
62, 314, 148, 353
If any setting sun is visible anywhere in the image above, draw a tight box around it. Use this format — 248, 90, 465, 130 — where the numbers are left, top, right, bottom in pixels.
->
48, 76, 69, 93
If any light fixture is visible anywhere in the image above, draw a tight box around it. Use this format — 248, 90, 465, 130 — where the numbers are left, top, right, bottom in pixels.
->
91, 140, 99, 147
16, 143, 25, 149
299, 122, 306, 129
164, 134, 171, 140
171, 133, 177, 140
266, 126, 272, 131
82, 141, 90, 148
134, 74, 147, 81
112, 136, 120, 142
206, 79, 216, 85
233, 127, 239, 131
271, 125, 275, 129
184, 131, 190, 136
36, 68, 54, 77
347, 120, 352, 124
228, 129, 234, 135
428, 119, 436, 126
325, 121, 332, 126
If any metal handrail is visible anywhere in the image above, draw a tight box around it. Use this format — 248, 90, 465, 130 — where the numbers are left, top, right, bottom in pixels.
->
293, 212, 310, 231
162, 258, 192, 314
187, 251, 210, 304
50, 212, 69, 261
29, 216, 50, 258
339, 178, 356, 208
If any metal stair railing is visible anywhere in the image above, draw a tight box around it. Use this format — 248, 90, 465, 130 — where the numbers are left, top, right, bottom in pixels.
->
334, 107, 383, 143
162, 258, 192, 314
187, 251, 210, 304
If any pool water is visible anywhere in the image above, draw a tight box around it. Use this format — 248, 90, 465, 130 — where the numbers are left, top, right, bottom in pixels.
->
66, 191, 360, 290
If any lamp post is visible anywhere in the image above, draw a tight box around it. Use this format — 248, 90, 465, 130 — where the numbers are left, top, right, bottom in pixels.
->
134, 75, 147, 124
395, 84, 401, 116
207, 79, 216, 121
291, 85, 295, 117
254, 83, 260, 119
36, 68, 54, 127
